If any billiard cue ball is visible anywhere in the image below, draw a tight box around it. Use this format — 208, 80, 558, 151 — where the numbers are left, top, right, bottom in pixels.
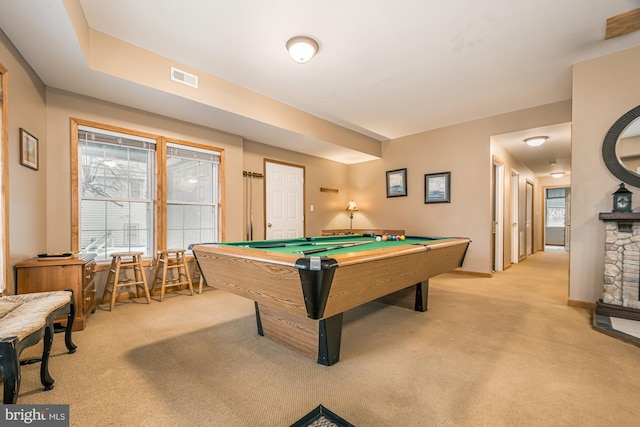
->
376, 236, 382, 241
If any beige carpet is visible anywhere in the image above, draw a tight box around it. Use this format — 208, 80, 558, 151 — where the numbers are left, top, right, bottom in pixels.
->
9, 249, 640, 426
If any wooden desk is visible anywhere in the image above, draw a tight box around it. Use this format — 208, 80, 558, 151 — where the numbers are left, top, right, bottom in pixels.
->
15, 254, 96, 331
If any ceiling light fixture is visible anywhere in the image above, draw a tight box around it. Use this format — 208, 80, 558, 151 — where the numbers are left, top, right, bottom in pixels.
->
524, 136, 548, 147
550, 172, 565, 178
286, 36, 319, 63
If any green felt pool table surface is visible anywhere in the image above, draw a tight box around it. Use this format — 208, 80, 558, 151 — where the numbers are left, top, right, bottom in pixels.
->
218, 234, 452, 257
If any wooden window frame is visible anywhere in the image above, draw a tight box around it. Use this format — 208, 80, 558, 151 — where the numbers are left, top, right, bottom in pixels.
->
71, 119, 224, 265
0, 64, 8, 293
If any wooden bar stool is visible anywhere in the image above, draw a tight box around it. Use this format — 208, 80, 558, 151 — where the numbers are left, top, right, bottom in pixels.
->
102, 252, 151, 311
150, 249, 194, 302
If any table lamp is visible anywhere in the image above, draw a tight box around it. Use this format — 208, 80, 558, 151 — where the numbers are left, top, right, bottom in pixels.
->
345, 200, 358, 229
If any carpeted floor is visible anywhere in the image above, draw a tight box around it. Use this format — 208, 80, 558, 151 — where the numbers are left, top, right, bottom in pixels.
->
8, 249, 640, 426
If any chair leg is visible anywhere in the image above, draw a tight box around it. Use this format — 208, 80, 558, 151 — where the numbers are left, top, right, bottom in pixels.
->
132, 257, 141, 299
102, 257, 116, 305
179, 252, 194, 296
40, 325, 55, 391
110, 258, 121, 312
0, 337, 20, 404
64, 295, 77, 353
150, 255, 162, 297
160, 255, 169, 302
137, 256, 151, 304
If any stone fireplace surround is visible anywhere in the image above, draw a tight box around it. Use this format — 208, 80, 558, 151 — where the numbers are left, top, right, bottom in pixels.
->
597, 212, 640, 320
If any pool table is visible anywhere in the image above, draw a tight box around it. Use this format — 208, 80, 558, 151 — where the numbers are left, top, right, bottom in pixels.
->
193, 234, 470, 365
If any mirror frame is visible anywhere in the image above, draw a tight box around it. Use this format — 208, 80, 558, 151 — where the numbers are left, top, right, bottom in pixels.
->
602, 104, 640, 188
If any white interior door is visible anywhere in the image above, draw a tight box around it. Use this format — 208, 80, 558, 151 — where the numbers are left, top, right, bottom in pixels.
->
265, 161, 304, 239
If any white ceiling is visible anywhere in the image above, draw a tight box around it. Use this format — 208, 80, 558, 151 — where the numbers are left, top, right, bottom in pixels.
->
1, 0, 640, 173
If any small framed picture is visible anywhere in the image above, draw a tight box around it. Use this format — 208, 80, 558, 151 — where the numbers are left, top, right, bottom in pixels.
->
386, 168, 407, 197
424, 172, 450, 204
20, 128, 39, 170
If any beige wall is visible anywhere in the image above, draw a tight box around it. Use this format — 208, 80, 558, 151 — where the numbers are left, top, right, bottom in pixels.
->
571, 45, 640, 304
0, 29, 47, 292
349, 101, 571, 275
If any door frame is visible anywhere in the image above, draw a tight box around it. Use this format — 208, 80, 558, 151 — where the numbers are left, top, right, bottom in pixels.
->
525, 179, 534, 257
511, 170, 519, 264
492, 157, 505, 272
542, 185, 571, 249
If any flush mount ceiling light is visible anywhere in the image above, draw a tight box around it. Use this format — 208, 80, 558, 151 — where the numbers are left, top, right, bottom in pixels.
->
550, 172, 565, 178
524, 136, 548, 147
286, 36, 319, 63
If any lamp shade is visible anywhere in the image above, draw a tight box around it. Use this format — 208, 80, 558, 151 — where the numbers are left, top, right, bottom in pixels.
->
286, 36, 319, 63
345, 200, 358, 211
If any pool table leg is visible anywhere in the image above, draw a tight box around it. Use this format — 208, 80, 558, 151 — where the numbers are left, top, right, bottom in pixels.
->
317, 313, 343, 366
254, 302, 343, 366
415, 280, 429, 312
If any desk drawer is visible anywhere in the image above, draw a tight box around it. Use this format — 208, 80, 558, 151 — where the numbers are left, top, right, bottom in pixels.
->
83, 279, 96, 316
83, 260, 96, 286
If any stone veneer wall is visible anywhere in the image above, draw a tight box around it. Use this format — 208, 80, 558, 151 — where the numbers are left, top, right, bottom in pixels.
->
603, 222, 640, 309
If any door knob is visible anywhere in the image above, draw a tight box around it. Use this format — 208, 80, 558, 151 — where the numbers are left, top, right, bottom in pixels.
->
267, 223, 272, 228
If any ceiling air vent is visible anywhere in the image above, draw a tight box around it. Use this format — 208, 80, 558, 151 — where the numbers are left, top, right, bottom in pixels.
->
170, 67, 198, 89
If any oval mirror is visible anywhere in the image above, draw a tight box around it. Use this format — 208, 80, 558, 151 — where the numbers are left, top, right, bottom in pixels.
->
603, 105, 640, 188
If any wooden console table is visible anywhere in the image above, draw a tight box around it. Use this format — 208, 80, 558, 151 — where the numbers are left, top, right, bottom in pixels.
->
321, 228, 406, 236
15, 254, 96, 331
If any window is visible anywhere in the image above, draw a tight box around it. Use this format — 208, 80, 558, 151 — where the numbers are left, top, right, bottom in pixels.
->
546, 188, 566, 228
77, 126, 155, 261
166, 142, 219, 250
72, 120, 222, 262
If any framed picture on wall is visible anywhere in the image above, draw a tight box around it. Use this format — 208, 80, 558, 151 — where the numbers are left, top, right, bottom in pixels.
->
424, 171, 450, 203
20, 128, 39, 171
386, 168, 407, 197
